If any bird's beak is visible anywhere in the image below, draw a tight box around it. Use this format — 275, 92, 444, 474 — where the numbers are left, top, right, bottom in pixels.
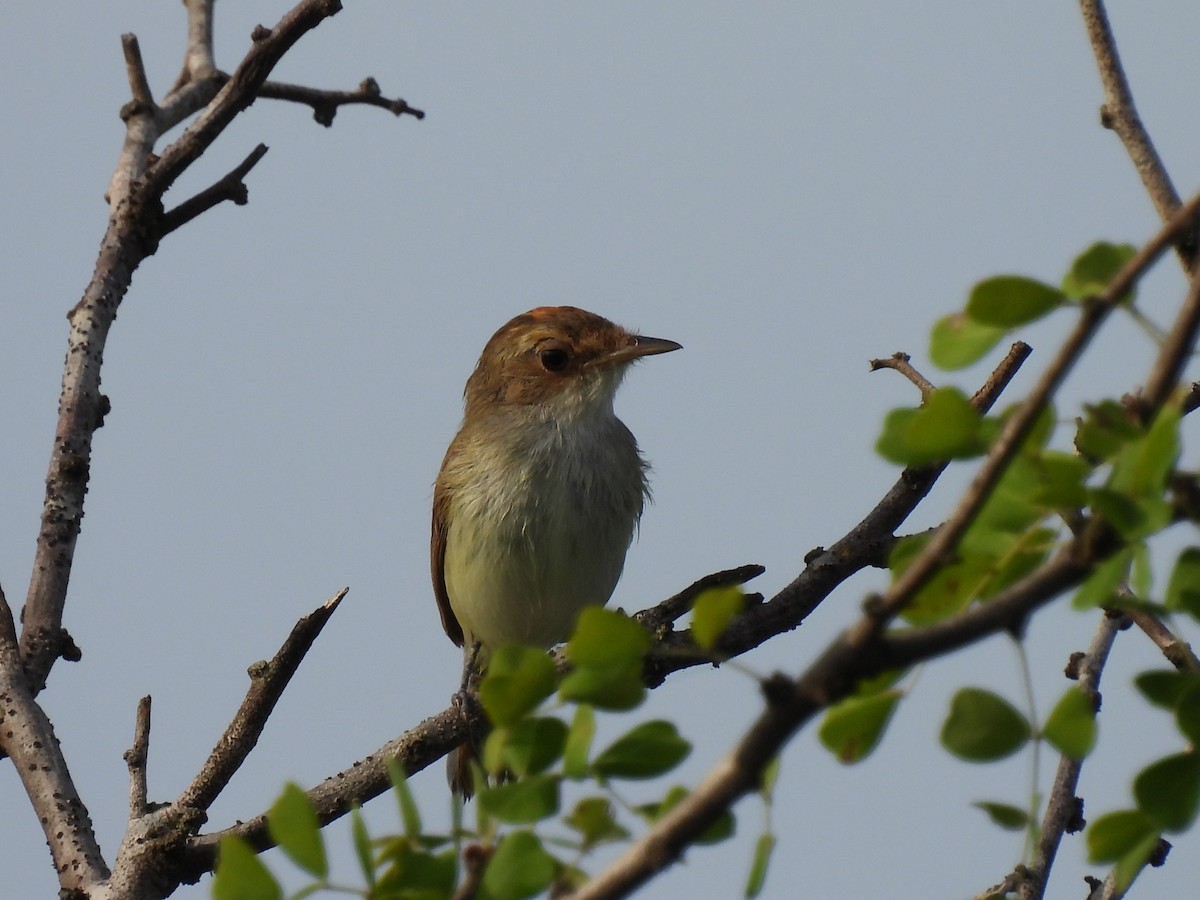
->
599, 335, 682, 367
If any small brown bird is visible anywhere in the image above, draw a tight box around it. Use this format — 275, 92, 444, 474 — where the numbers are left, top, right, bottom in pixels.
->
431, 306, 679, 793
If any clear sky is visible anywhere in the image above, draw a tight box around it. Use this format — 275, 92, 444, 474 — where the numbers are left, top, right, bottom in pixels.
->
3, 2, 1199, 897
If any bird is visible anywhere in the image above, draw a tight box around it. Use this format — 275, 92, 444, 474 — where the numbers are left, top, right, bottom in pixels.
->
431, 306, 680, 794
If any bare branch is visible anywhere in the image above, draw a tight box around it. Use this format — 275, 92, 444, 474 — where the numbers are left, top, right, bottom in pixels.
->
869, 352, 936, 400
158, 143, 270, 237
175, 0, 218, 90
121, 34, 154, 109
1124, 608, 1200, 672
144, 0, 347, 200
1021, 611, 1122, 900
0, 590, 108, 892
176, 588, 348, 813
22, 0, 398, 693
260, 77, 425, 126
124, 696, 153, 818
634, 564, 765, 634
1139, 271, 1200, 417
1078, 0, 1194, 268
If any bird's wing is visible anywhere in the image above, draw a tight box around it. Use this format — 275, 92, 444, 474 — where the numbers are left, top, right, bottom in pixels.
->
431, 462, 465, 648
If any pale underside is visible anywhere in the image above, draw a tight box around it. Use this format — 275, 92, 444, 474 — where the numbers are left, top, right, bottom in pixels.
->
441, 401, 648, 655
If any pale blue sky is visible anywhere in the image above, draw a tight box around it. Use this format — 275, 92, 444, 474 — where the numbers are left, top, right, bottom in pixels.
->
3, 3, 1199, 897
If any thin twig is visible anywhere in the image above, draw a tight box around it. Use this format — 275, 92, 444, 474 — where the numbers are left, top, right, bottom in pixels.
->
123, 696, 153, 818
1139, 272, 1200, 417
260, 77, 425, 125
121, 34, 154, 109
869, 352, 936, 400
1078, 0, 1192, 267
175, 588, 347, 813
634, 564, 765, 633
1020, 611, 1122, 900
1123, 609, 1200, 671
158, 143, 270, 237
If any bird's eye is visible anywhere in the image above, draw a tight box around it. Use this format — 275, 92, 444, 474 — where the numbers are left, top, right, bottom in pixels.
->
538, 345, 570, 372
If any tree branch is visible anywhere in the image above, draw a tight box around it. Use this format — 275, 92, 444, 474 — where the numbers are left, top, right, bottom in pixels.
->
21, 0, 419, 694
1020, 611, 1122, 900
158, 143, 270, 237
1078, 0, 1194, 268
176, 588, 348, 814
259, 76, 425, 126
0, 581, 109, 893
869, 351, 936, 400
125, 695, 153, 818
1124, 609, 1200, 672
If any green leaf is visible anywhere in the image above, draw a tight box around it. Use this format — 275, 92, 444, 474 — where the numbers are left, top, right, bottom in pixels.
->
877, 387, 985, 467
1062, 241, 1137, 300
267, 783, 327, 879
567, 607, 652, 665
479, 830, 557, 900
1042, 686, 1097, 760
479, 645, 558, 726
1072, 549, 1132, 610
477, 774, 560, 825
1134, 670, 1200, 710
1165, 547, 1200, 620
213, 836, 283, 900
759, 755, 781, 798
691, 585, 746, 650
562, 703, 595, 779
1109, 403, 1181, 499
929, 312, 1006, 370
636, 785, 735, 844
1178, 683, 1200, 744
560, 608, 650, 710
1134, 752, 1200, 832
973, 801, 1030, 831
940, 688, 1031, 762
485, 716, 568, 777
818, 690, 901, 764
1029, 450, 1091, 508
1088, 488, 1147, 538
744, 833, 776, 898
1088, 809, 1157, 863
563, 796, 630, 849
387, 760, 422, 840
966, 275, 1065, 327
349, 806, 375, 888
593, 720, 692, 779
